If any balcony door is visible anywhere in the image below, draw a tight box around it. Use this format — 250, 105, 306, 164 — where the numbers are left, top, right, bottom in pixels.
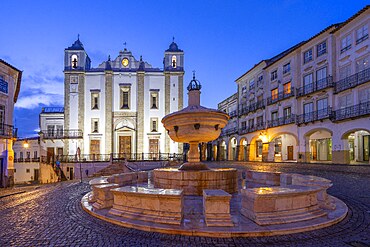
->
304, 102, 314, 122
317, 98, 328, 119
364, 135, 370, 161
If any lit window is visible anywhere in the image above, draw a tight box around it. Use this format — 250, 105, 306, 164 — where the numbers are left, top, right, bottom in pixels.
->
283, 63, 290, 74
271, 70, 277, 81
341, 34, 352, 53
283, 82, 291, 95
91, 93, 99, 110
304, 49, 313, 64
356, 25, 368, 44
271, 88, 278, 100
71, 54, 78, 69
317, 41, 327, 57
171, 55, 177, 68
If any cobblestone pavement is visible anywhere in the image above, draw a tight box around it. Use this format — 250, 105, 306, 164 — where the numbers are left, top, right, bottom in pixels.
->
0, 162, 370, 247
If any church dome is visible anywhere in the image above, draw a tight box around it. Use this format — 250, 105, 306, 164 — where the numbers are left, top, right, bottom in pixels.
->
165, 40, 183, 52
187, 72, 202, 91
66, 36, 85, 50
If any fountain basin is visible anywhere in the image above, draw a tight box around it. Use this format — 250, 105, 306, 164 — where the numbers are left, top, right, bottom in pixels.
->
153, 167, 238, 196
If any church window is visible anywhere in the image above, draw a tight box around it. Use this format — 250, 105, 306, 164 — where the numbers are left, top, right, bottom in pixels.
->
91, 93, 99, 110
171, 55, 177, 68
150, 91, 159, 109
71, 54, 78, 69
91, 119, 99, 133
120, 86, 131, 109
151, 118, 158, 132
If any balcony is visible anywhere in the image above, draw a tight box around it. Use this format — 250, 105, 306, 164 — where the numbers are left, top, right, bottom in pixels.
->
296, 76, 333, 98
0, 78, 8, 94
229, 110, 238, 118
14, 157, 40, 163
0, 124, 16, 139
296, 108, 332, 125
239, 122, 265, 135
334, 68, 370, 94
40, 129, 83, 139
331, 101, 370, 122
239, 100, 265, 116
267, 88, 295, 105
221, 127, 238, 136
267, 114, 296, 128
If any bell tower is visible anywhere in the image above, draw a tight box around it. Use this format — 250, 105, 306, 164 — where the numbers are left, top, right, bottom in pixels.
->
163, 38, 184, 153
63, 36, 90, 155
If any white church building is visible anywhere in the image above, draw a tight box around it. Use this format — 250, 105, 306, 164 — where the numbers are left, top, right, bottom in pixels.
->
40, 38, 184, 159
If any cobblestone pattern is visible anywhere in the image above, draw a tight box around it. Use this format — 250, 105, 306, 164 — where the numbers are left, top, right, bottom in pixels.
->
0, 162, 369, 246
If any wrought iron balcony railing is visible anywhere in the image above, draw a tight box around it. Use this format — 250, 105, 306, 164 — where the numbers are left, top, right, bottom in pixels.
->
267, 88, 295, 105
239, 122, 265, 134
0, 124, 15, 138
229, 110, 238, 118
296, 76, 333, 98
267, 114, 296, 128
296, 108, 332, 124
331, 101, 370, 122
0, 78, 8, 94
334, 68, 370, 94
220, 127, 238, 136
239, 100, 265, 116
40, 129, 83, 139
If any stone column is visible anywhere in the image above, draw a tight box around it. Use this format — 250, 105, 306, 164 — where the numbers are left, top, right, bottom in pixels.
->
105, 71, 113, 154
78, 74, 85, 154
136, 71, 145, 154
64, 73, 70, 155
164, 73, 171, 153
177, 74, 184, 154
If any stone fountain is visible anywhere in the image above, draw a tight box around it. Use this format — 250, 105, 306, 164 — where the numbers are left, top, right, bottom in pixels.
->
153, 73, 238, 195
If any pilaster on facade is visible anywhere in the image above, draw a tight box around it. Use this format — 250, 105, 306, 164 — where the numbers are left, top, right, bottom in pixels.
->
105, 71, 113, 154
63, 74, 70, 155
77, 74, 85, 154
136, 71, 145, 154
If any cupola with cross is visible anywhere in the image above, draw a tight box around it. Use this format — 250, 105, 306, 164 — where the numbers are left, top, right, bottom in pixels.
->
164, 37, 184, 72
64, 35, 91, 71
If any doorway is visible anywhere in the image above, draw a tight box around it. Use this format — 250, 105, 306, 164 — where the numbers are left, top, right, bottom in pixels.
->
287, 146, 294, 160
149, 139, 159, 160
119, 136, 131, 159
33, 169, 39, 181
47, 148, 54, 164
69, 167, 74, 180
90, 140, 100, 160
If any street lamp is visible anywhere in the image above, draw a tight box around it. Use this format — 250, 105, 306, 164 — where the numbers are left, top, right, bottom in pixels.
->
23, 141, 29, 148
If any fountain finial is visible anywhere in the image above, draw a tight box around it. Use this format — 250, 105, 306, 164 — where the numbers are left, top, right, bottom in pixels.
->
187, 70, 202, 106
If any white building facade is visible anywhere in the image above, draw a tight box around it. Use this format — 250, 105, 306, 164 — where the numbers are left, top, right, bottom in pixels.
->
0, 59, 21, 187
40, 39, 184, 159
217, 6, 370, 165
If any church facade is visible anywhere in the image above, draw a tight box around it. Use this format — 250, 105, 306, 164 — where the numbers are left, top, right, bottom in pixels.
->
58, 38, 184, 157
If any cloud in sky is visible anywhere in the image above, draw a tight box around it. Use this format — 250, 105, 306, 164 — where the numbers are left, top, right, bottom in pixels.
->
15, 70, 64, 109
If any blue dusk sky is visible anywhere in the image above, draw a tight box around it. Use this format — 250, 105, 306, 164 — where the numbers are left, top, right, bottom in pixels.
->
0, 0, 368, 137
